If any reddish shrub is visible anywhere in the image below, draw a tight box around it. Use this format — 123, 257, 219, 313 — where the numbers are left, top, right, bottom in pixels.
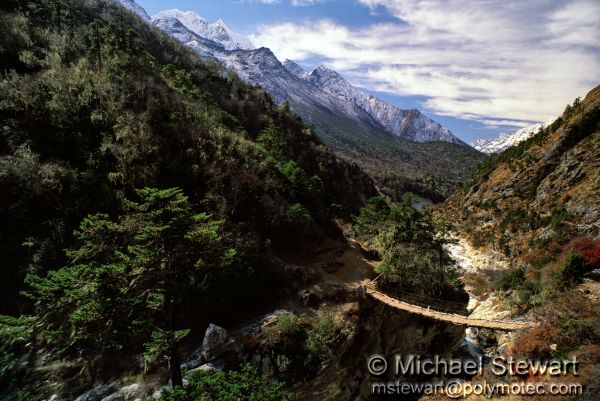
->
562, 236, 597, 253
562, 237, 600, 268
580, 244, 600, 268
514, 326, 562, 359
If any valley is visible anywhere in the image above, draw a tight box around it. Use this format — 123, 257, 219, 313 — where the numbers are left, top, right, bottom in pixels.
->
147, 5, 485, 201
0, 1, 598, 400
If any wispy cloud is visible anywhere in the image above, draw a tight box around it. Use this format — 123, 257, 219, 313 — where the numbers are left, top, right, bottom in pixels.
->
291, 0, 323, 5
240, 0, 281, 4
479, 119, 536, 128
241, 0, 324, 5
250, 0, 600, 125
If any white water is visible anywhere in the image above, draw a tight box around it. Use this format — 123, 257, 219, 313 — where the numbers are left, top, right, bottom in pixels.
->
445, 235, 515, 355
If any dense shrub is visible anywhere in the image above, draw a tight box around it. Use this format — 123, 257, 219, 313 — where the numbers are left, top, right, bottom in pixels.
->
274, 313, 303, 337
353, 195, 458, 297
515, 292, 600, 360
553, 249, 587, 289
266, 311, 354, 368
154, 364, 293, 401
496, 267, 526, 291
0, 315, 37, 400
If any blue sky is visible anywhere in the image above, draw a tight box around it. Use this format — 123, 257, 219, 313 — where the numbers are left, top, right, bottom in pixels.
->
137, 0, 600, 144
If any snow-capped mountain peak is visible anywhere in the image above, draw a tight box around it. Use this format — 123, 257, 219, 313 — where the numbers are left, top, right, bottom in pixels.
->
472, 117, 556, 154
154, 9, 206, 32
115, 0, 151, 22
308, 65, 347, 86
152, 9, 254, 51
297, 64, 464, 144
149, 2, 464, 145
304, 65, 360, 102
282, 60, 307, 79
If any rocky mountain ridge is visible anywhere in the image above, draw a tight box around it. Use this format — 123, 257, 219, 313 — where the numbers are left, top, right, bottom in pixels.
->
118, 0, 486, 202
115, 0, 150, 21
472, 117, 556, 154
153, 9, 254, 51
148, 6, 463, 145
292, 62, 463, 144
446, 85, 600, 256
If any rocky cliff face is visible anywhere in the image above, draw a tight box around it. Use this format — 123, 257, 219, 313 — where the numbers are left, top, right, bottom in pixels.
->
115, 0, 150, 21
298, 301, 465, 401
446, 84, 600, 258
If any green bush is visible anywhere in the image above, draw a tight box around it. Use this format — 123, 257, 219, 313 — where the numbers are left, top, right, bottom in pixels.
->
0, 389, 41, 401
351, 196, 390, 239
154, 364, 293, 401
496, 267, 526, 291
275, 313, 303, 336
375, 243, 458, 296
304, 310, 338, 359
283, 203, 315, 237
353, 195, 457, 297
553, 249, 587, 289
0, 316, 38, 401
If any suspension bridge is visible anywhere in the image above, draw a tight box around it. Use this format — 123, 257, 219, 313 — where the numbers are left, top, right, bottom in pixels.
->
362, 277, 535, 331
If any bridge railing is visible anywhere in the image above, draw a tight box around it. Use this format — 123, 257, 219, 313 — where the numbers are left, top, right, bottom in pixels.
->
365, 279, 535, 329
366, 279, 468, 315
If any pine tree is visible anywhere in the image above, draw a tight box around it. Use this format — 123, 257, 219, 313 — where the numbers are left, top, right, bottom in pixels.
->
26, 188, 237, 388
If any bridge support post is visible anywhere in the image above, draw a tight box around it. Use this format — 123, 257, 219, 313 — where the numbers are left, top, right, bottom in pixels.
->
356, 285, 367, 300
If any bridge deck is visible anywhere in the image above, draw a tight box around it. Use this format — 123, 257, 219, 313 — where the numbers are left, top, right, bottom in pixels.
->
366, 286, 534, 331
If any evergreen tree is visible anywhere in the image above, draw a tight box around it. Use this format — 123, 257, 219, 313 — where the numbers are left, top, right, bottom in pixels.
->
26, 188, 236, 388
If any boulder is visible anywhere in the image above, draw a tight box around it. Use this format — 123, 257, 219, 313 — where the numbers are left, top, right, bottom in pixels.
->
74, 382, 119, 401
298, 289, 321, 307
201, 323, 228, 361
276, 354, 291, 373
100, 384, 140, 401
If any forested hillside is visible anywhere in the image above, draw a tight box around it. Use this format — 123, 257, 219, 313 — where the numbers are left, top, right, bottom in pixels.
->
0, 0, 377, 398
290, 100, 486, 202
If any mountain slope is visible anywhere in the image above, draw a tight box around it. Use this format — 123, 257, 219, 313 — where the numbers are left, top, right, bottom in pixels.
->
0, 0, 386, 398
441, 86, 600, 397
116, 0, 150, 21
446, 85, 600, 256
0, 0, 378, 331
150, 8, 484, 200
297, 64, 464, 144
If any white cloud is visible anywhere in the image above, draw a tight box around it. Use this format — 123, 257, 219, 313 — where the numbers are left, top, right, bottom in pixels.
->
250, 0, 600, 124
291, 0, 323, 5
479, 119, 535, 128
241, 0, 323, 5
241, 0, 281, 4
